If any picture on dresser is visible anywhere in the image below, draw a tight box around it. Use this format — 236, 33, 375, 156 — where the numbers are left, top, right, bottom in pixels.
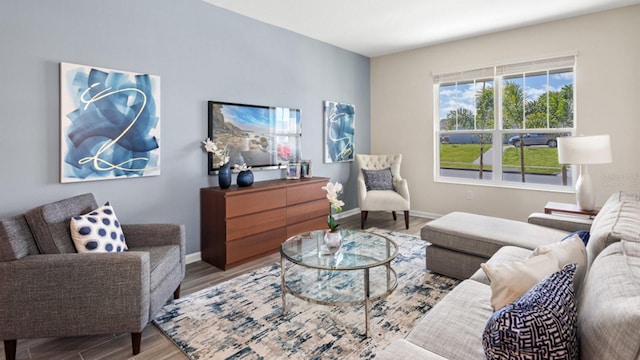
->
59, 62, 161, 183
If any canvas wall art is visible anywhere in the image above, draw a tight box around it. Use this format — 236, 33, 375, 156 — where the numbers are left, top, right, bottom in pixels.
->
60, 62, 160, 183
324, 101, 355, 163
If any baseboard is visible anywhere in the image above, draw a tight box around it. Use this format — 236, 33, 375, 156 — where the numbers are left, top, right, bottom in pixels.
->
186, 252, 202, 264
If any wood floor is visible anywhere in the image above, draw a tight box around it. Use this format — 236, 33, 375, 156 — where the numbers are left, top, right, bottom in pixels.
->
3, 212, 431, 360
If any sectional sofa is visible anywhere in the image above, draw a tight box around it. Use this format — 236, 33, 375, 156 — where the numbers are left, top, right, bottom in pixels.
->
375, 191, 640, 359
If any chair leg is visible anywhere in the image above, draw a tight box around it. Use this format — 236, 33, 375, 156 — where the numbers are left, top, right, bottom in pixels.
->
360, 211, 368, 229
174, 285, 181, 299
131, 332, 142, 355
404, 211, 410, 229
392, 211, 397, 221
4, 339, 16, 360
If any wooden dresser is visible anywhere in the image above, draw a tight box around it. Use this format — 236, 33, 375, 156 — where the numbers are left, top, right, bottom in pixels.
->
200, 177, 329, 269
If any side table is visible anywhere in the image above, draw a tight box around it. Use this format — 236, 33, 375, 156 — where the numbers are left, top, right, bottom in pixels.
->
544, 201, 600, 218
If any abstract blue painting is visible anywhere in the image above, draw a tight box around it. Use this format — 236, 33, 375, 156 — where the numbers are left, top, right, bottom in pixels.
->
324, 101, 355, 163
60, 63, 160, 183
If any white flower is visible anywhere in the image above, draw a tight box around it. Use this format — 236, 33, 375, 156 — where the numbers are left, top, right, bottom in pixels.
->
233, 163, 251, 172
202, 138, 230, 166
322, 181, 344, 213
203, 138, 218, 153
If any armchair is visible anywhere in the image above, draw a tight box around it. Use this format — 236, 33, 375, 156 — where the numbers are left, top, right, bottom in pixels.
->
356, 154, 410, 229
0, 193, 185, 360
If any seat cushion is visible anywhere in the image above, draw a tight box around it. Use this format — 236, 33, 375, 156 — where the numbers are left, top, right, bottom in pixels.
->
421, 212, 567, 259
25, 193, 98, 254
361, 189, 409, 210
578, 241, 640, 359
129, 244, 180, 293
0, 215, 40, 261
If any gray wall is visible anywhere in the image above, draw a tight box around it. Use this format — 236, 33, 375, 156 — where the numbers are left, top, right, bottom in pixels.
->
0, 0, 370, 255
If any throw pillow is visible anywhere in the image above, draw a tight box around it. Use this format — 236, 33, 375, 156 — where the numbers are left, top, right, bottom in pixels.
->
361, 168, 395, 191
481, 251, 560, 310
70, 202, 128, 253
483, 263, 579, 360
529, 234, 588, 292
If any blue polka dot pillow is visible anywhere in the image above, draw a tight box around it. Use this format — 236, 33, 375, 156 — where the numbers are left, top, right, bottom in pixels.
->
483, 263, 578, 360
70, 202, 128, 253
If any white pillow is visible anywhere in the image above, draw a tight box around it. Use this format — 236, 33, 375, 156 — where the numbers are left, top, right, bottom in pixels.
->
528, 234, 588, 292
70, 202, 128, 253
481, 251, 560, 311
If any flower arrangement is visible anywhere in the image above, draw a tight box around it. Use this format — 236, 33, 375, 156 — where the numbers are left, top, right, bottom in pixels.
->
233, 163, 251, 172
322, 181, 344, 232
202, 138, 229, 167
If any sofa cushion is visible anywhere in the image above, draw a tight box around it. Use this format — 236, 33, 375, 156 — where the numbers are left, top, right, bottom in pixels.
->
0, 215, 40, 261
405, 280, 492, 360
70, 202, 128, 253
578, 241, 640, 359
25, 193, 98, 254
361, 168, 394, 191
528, 234, 588, 292
587, 191, 640, 264
374, 339, 449, 360
483, 264, 578, 360
421, 212, 567, 259
481, 251, 560, 310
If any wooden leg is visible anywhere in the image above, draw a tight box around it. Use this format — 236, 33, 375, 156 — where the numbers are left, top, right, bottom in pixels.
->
174, 285, 181, 299
131, 332, 142, 355
404, 211, 410, 229
392, 211, 397, 221
4, 339, 16, 360
361, 211, 368, 229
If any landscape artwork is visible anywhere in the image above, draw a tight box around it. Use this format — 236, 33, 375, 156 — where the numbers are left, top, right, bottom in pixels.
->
324, 101, 355, 163
207, 101, 301, 174
60, 62, 160, 183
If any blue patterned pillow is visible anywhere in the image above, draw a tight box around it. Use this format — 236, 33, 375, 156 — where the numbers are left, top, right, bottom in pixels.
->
361, 168, 395, 191
563, 230, 590, 245
483, 263, 578, 360
70, 202, 128, 253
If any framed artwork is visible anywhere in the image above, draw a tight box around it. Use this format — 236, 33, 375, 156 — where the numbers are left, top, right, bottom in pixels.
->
286, 163, 301, 179
60, 62, 160, 183
324, 101, 355, 163
300, 160, 312, 178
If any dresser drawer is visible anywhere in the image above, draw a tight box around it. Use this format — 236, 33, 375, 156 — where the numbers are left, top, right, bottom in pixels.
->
226, 227, 287, 266
286, 182, 326, 205
227, 188, 287, 218
286, 216, 328, 238
286, 198, 327, 225
227, 208, 287, 241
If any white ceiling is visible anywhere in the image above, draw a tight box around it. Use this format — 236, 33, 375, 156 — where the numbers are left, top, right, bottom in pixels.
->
202, 0, 640, 57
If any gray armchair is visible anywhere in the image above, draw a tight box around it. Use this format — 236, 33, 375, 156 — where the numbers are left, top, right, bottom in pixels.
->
356, 154, 410, 229
0, 193, 185, 360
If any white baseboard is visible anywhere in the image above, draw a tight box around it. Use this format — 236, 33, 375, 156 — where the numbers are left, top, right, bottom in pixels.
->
186, 252, 202, 264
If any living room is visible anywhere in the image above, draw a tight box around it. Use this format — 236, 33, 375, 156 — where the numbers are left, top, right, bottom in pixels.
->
1, 0, 640, 359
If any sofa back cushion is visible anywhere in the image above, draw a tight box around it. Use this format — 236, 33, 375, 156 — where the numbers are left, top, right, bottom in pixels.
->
578, 240, 640, 359
587, 191, 640, 264
0, 215, 40, 261
25, 193, 98, 254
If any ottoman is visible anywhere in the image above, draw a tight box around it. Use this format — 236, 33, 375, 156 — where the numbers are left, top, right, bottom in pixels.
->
421, 211, 569, 279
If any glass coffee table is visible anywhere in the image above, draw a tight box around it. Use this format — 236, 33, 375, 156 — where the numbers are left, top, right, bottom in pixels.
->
280, 229, 398, 337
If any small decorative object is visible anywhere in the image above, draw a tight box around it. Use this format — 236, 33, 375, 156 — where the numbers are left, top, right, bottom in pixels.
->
300, 160, 312, 178
234, 163, 254, 187
322, 181, 344, 250
217, 162, 231, 189
286, 162, 301, 179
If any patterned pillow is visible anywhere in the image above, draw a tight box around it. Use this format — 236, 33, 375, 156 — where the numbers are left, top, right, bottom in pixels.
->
483, 263, 578, 360
361, 168, 394, 191
70, 202, 128, 253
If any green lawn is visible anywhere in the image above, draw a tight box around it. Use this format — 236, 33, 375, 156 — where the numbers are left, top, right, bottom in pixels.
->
440, 144, 563, 174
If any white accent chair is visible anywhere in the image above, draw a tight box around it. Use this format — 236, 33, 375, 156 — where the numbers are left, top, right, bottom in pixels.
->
356, 154, 410, 229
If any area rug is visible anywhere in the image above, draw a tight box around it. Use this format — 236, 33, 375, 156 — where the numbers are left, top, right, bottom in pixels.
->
153, 228, 460, 360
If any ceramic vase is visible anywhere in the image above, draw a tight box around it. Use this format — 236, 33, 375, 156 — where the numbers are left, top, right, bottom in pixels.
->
237, 170, 254, 187
218, 162, 231, 189
324, 230, 342, 251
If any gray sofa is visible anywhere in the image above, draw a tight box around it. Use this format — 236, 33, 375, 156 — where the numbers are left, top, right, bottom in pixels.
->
376, 191, 640, 359
0, 193, 186, 360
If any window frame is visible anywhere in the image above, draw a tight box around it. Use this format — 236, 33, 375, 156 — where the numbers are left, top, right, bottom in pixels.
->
433, 55, 576, 192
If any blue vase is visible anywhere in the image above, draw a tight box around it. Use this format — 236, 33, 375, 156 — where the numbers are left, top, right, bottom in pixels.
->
218, 162, 231, 189
237, 170, 254, 187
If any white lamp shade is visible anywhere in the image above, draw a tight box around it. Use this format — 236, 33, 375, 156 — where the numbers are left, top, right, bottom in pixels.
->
557, 135, 612, 165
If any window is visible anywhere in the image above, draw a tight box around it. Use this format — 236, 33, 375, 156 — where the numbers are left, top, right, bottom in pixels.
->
434, 55, 575, 189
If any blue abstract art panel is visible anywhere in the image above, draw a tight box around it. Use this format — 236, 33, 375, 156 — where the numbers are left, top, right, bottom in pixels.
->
60, 62, 160, 183
324, 101, 355, 163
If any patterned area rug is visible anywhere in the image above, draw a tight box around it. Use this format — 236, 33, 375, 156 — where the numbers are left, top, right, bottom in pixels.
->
153, 228, 460, 360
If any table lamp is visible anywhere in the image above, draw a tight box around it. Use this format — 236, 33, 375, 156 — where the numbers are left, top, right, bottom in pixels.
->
557, 135, 612, 211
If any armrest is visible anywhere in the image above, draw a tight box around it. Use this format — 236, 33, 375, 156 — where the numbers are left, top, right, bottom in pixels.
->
393, 178, 410, 203
527, 212, 592, 233
122, 223, 185, 248
0, 252, 150, 339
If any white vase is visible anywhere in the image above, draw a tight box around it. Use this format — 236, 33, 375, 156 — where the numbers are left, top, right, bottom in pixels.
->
324, 231, 342, 251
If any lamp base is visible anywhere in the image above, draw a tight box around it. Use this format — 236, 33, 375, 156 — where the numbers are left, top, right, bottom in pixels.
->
576, 165, 595, 211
